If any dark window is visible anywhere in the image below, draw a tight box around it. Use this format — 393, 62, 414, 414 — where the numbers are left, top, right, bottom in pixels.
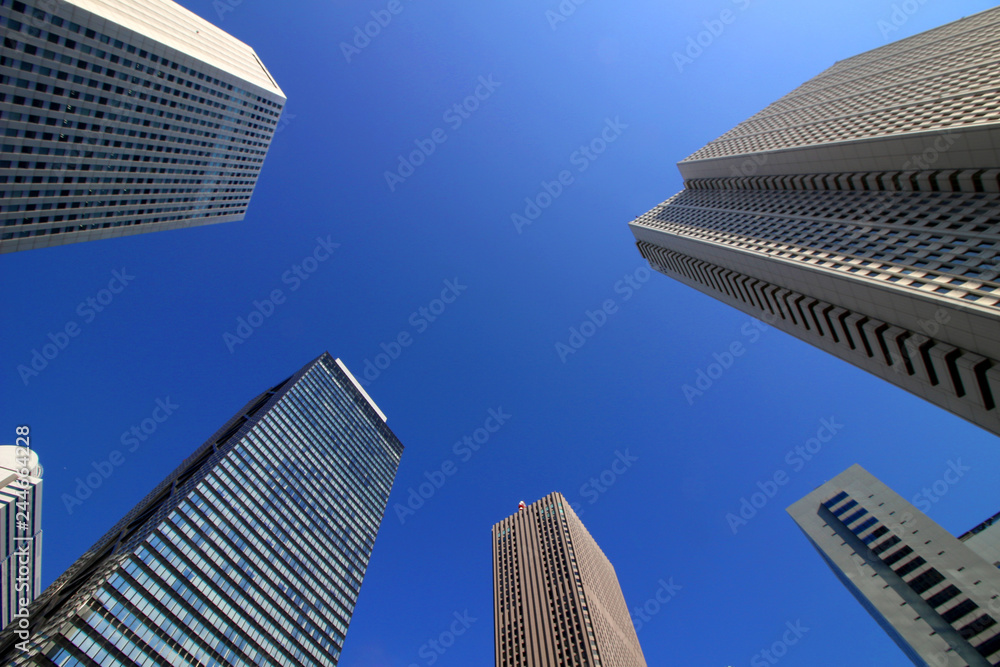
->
822, 491, 848, 507
895, 556, 927, 577
843, 508, 869, 525
832, 499, 858, 516
864, 526, 890, 544
958, 615, 996, 640
909, 569, 945, 594
872, 535, 901, 555
975, 633, 1000, 659
882, 546, 914, 566
941, 599, 978, 624
852, 517, 879, 534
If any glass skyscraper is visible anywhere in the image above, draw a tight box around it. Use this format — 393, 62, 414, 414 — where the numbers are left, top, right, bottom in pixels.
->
0, 353, 403, 666
630, 8, 1000, 436
0, 0, 285, 252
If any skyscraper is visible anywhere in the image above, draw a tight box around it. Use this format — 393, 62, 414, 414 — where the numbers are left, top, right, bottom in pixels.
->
629, 8, 1000, 436
492, 492, 647, 667
787, 464, 1000, 666
0, 0, 285, 252
1, 444, 43, 632
0, 353, 403, 666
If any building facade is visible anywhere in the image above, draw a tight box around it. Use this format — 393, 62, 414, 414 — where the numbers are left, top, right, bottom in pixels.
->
1, 445, 43, 632
629, 8, 1000, 436
0, 0, 285, 252
787, 464, 1000, 666
0, 353, 403, 666
492, 492, 647, 667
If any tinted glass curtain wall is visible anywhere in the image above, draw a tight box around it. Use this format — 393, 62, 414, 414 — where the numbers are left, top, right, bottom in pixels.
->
0, 353, 403, 667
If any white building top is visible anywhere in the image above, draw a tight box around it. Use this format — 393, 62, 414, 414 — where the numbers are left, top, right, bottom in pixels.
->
335, 358, 388, 423
64, 0, 284, 98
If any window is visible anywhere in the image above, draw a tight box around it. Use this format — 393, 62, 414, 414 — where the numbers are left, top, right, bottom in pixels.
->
908, 569, 945, 594
832, 499, 858, 516
872, 536, 901, 555
882, 545, 914, 566
895, 556, 927, 577
863, 526, 890, 544
958, 615, 996, 640
823, 491, 848, 507
842, 508, 869, 525
941, 599, 978, 624
852, 517, 879, 534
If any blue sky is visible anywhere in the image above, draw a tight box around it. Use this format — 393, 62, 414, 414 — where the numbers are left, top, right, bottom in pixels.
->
2, 0, 999, 665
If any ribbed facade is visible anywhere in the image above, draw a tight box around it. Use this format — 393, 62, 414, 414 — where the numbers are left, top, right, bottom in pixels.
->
492, 492, 646, 667
0, 0, 285, 252
787, 464, 1000, 667
1, 446, 43, 631
0, 353, 403, 666
630, 8, 1000, 436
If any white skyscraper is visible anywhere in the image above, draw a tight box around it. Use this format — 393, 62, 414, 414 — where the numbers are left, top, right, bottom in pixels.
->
1, 445, 43, 632
630, 8, 1000, 436
788, 464, 1000, 666
0, 0, 285, 252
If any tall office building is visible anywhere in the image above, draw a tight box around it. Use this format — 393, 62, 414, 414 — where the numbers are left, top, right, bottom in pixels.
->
629, 8, 1000, 436
492, 492, 647, 667
0, 353, 403, 666
787, 464, 1000, 666
1, 445, 43, 632
0, 0, 285, 252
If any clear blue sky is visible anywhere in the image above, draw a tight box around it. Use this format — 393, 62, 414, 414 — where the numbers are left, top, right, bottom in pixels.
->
2, 0, 998, 665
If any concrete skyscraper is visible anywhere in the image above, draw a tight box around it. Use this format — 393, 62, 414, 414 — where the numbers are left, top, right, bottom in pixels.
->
788, 464, 1000, 666
0, 353, 403, 666
0, 0, 285, 252
629, 8, 1000, 436
492, 492, 647, 667
1, 445, 43, 632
